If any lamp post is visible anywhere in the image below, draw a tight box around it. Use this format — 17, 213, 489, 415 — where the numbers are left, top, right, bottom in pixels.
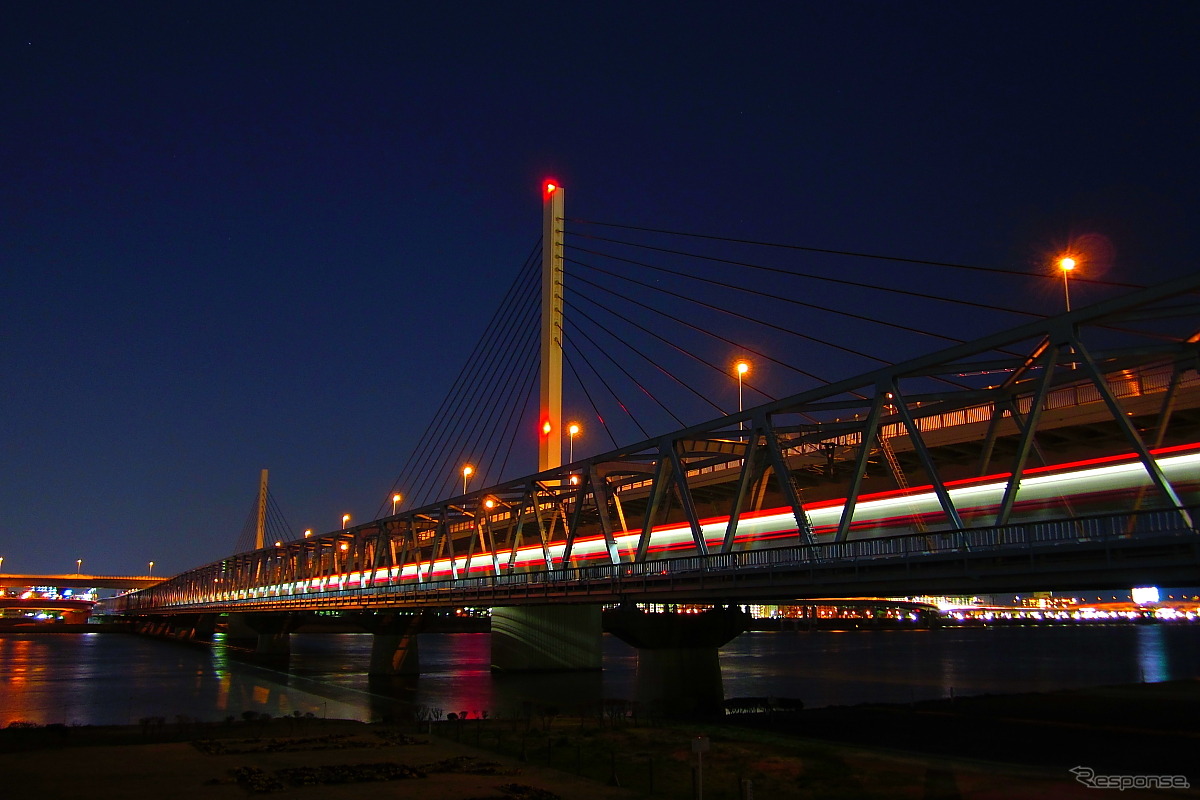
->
76, 558, 82, 574
342, 514, 350, 530
735, 360, 750, 430
304, 529, 312, 538
1058, 256, 1076, 312
392, 493, 403, 515
567, 422, 581, 463
148, 561, 154, 577
462, 465, 473, 495
0, 556, 5, 573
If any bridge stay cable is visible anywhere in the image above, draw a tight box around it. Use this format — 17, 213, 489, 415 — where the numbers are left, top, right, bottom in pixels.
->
561, 352, 619, 453
565, 296, 730, 416
565, 304, 689, 432
569, 268, 815, 389
570, 244, 969, 347
565, 218, 1147, 291
564, 237, 1033, 373
421, 260, 537, 500
379, 242, 540, 512
429, 305, 539, 502
561, 247, 974, 391
565, 231, 1043, 318
567, 253, 956, 389
564, 341, 650, 443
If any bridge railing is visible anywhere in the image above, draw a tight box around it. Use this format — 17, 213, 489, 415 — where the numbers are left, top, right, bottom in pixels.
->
101, 505, 1197, 614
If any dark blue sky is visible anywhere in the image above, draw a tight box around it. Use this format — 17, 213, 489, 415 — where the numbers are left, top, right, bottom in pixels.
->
3, 2, 1197, 576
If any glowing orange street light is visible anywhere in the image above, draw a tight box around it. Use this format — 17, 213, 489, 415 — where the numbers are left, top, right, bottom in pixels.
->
1058, 256, 1077, 313
304, 529, 312, 538
462, 464, 474, 494
341, 514, 351, 530
735, 360, 750, 430
567, 422, 581, 463
392, 493, 403, 515
76, 558, 82, 574
148, 561, 154, 577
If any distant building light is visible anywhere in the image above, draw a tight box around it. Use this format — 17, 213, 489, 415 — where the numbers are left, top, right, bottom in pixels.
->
1132, 586, 1160, 605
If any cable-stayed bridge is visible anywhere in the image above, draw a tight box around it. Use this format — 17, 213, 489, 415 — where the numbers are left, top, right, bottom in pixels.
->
104, 273, 1200, 611
96, 185, 1199, 694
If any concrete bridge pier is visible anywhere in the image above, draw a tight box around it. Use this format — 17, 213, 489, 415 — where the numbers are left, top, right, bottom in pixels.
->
176, 614, 217, 641
356, 611, 424, 676
490, 605, 603, 671
225, 613, 299, 656
133, 614, 216, 642
605, 604, 751, 716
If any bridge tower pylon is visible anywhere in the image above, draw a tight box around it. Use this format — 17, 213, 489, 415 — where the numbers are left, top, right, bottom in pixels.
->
492, 180, 604, 674
254, 468, 268, 551
539, 179, 565, 472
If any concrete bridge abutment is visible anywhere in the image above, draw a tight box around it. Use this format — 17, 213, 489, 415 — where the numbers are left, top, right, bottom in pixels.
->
605, 604, 751, 716
490, 605, 603, 672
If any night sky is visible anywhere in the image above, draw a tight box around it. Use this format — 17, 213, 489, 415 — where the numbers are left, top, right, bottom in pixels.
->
3, 2, 1198, 577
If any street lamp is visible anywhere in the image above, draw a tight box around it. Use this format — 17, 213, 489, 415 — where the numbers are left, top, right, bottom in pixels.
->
567, 422, 581, 463
341, 514, 351, 530
76, 558, 82, 574
1058, 256, 1077, 313
462, 464, 473, 494
392, 493, 403, 515
735, 360, 750, 430
304, 529, 312, 538
148, 561, 154, 577
0, 556, 5, 573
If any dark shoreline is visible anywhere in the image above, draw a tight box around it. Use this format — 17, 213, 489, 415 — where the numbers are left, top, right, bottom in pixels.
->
729, 677, 1200, 776
5, 678, 1197, 768
3, 679, 1197, 800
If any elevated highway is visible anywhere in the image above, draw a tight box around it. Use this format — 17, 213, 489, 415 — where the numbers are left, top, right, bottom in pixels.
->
0, 574, 163, 591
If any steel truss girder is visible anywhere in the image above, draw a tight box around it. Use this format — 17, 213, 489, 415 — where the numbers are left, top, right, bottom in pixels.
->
1074, 339, 1193, 527
115, 274, 1200, 611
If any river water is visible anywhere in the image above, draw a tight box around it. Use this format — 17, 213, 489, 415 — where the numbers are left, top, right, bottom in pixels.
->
2, 625, 1198, 726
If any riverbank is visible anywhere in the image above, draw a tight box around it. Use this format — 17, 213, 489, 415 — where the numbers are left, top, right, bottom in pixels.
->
3, 680, 1196, 798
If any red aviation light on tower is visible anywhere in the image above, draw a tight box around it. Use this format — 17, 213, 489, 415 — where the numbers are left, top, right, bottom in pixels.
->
541, 419, 553, 436
543, 180, 560, 200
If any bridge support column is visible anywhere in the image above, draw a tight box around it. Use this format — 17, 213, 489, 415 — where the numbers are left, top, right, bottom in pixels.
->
356, 611, 424, 675
605, 604, 751, 716
225, 613, 298, 656
130, 614, 217, 642
491, 605, 602, 671
189, 614, 218, 641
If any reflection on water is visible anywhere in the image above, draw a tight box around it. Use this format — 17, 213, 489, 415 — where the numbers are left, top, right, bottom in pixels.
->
718, 625, 1200, 707
288, 633, 613, 719
1136, 625, 1169, 684
1, 625, 1198, 726
0, 633, 364, 725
